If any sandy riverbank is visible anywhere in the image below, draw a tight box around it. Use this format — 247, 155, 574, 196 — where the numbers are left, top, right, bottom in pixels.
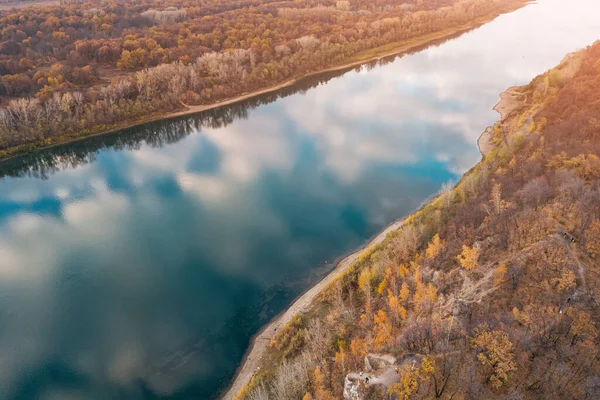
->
221, 218, 405, 400
477, 85, 526, 156
0, 4, 527, 165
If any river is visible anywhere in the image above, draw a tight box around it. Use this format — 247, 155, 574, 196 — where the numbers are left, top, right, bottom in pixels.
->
1, 1, 599, 399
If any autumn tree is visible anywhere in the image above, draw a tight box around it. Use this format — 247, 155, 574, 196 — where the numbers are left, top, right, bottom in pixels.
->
359, 268, 375, 314
457, 245, 480, 270
586, 220, 600, 257
388, 290, 407, 326
494, 264, 507, 285
399, 281, 410, 304
471, 324, 516, 389
313, 366, 336, 400
484, 183, 510, 216
426, 234, 445, 259
421, 356, 453, 398
350, 338, 368, 361
555, 268, 576, 293
388, 364, 421, 400
373, 310, 393, 351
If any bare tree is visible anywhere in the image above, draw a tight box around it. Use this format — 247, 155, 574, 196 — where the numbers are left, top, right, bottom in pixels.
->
269, 354, 312, 399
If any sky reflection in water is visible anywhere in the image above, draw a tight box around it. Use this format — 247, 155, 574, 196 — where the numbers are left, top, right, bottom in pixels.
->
1, 0, 600, 398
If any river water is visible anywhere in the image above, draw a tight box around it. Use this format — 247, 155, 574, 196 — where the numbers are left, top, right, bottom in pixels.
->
1, 1, 599, 399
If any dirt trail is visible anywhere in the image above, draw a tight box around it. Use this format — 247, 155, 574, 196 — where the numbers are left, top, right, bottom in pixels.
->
554, 232, 587, 293
221, 219, 404, 400
446, 230, 589, 318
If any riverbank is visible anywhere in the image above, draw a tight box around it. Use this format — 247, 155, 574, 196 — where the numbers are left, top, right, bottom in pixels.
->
221, 218, 406, 400
477, 85, 526, 156
0, 2, 528, 165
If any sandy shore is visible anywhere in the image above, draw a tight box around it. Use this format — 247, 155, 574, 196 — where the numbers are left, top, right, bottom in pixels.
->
477, 126, 495, 157
221, 218, 405, 400
493, 86, 526, 120
477, 86, 526, 156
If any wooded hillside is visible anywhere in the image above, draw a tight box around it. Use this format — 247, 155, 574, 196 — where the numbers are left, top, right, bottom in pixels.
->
0, 0, 527, 159
235, 41, 600, 400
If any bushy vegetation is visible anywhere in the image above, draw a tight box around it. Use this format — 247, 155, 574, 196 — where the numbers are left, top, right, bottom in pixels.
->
0, 0, 527, 158
236, 41, 600, 399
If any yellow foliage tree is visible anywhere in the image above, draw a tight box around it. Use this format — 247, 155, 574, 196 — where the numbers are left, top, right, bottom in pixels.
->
566, 308, 599, 343
548, 153, 600, 180
373, 310, 392, 351
398, 264, 410, 278
399, 281, 410, 303
313, 366, 336, 400
471, 324, 516, 389
420, 356, 435, 375
388, 365, 420, 400
494, 264, 507, 285
512, 307, 531, 327
457, 245, 480, 270
377, 277, 388, 295
426, 234, 445, 259
586, 220, 600, 257
555, 268, 576, 293
398, 306, 407, 320
385, 266, 397, 294
350, 338, 368, 359
387, 290, 407, 325
485, 183, 510, 215
414, 281, 437, 313
358, 268, 373, 313
388, 291, 400, 322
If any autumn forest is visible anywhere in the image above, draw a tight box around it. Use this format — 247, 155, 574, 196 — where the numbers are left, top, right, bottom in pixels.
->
0, 0, 527, 159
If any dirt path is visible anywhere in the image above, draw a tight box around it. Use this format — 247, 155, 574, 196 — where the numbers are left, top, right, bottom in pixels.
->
554, 232, 587, 293
221, 219, 405, 400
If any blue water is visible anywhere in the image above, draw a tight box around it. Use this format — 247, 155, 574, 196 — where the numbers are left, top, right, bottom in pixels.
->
1, 0, 600, 398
